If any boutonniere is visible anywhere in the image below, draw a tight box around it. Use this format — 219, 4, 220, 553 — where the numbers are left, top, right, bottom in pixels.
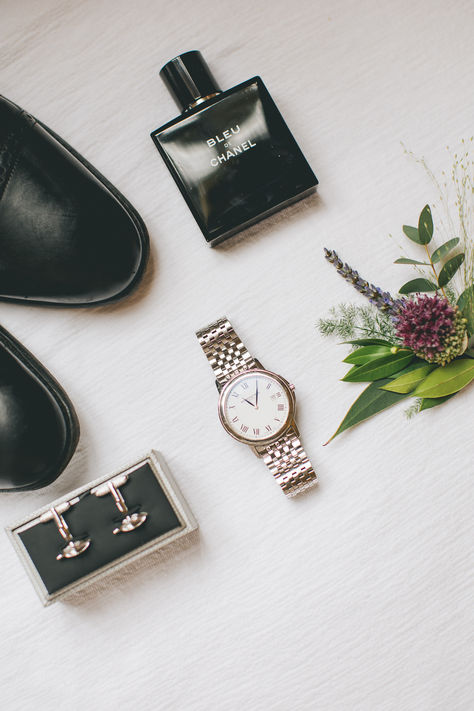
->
320, 198, 473, 443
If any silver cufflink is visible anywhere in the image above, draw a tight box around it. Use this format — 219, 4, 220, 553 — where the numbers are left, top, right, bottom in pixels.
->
40, 498, 91, 561
91, 474, 148, 534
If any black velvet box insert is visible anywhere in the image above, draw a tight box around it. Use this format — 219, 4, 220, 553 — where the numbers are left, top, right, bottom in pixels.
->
6, 450, 197, 605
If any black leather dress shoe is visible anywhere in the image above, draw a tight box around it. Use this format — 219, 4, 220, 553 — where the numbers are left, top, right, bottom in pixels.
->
0, 324, 79, 491
0, 95, 149, 305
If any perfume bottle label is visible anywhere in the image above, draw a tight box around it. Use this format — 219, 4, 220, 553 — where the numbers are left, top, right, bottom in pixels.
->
206, 124, 257, 167
206, 125, 241, 146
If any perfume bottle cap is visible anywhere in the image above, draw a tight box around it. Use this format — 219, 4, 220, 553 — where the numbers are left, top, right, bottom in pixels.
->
160, 51, 222, 112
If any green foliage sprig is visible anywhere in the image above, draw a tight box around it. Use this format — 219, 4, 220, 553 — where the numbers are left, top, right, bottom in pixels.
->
397, 204, 468, 306
318, 303, 397, 342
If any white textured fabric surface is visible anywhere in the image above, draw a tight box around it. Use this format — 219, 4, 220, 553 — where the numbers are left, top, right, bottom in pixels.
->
1, 1, 473, 709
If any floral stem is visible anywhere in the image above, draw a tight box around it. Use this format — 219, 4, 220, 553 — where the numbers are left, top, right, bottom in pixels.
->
355, 326, 399, 340
424, 244, 447, 298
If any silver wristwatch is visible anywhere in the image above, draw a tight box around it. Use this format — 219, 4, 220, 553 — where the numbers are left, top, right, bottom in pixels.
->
196, 317, 318, 497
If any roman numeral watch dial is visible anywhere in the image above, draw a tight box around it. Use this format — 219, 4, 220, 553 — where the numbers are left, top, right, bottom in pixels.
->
196, 317, 318, 497
220, 371, 291, 442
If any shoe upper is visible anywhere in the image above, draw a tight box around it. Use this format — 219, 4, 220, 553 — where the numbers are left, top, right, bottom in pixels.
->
0, 95, 149, 305
0, 325, 79, 491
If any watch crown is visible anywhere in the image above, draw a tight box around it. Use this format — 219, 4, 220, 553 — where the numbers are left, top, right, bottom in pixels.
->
290, 383, 295, 391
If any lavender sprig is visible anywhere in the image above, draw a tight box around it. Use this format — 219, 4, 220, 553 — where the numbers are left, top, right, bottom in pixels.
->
324, 248, 404, 315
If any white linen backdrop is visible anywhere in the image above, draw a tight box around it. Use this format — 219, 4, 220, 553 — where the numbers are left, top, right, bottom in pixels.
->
0, 1, 472, 709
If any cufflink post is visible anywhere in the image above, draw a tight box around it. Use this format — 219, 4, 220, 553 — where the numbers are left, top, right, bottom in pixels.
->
40, 499, 91, 560
92, 475, 148, 534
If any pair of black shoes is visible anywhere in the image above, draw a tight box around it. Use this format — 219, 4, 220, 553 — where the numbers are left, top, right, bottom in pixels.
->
0, 95, 149, 492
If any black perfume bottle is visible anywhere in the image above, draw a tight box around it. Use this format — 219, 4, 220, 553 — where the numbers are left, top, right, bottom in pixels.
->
151, 51, 318, 247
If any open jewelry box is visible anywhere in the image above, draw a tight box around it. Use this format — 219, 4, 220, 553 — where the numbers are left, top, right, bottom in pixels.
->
6, 450, 198, 605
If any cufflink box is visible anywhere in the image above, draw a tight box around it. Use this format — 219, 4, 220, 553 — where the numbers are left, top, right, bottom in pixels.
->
6, 450, 198, 606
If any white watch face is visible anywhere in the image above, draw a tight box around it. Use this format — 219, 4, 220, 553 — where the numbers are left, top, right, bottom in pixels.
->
219, 371, 292, 443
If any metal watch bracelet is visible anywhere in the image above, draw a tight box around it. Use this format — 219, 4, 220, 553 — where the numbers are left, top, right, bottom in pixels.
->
196, 317, 318, 497
196, 316, 259, 386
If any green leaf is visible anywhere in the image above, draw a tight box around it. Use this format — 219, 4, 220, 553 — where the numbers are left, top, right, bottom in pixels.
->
343, 345, 392, 365
418, 204, 433, 244
438, 253, 465, 287
457, 284, 474, 336
420, 393, 455, 411
342, 351, 414, 382
399, 278, 438, 294
431, 238, 460, 264
387, 358, 428, 378
342, 338, 395, 347
402, 225, 421, 244
324, 379, 411, 443
394, 257, 430, 265
343, 364, 361, 380
413, 358, 474, 398
380, 365, 436, 393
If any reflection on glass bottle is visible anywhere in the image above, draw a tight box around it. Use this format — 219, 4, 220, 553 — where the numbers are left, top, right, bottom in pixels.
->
151, 51, 318, 247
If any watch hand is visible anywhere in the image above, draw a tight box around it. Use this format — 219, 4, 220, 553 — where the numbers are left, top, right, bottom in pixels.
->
241, 397, 256, 407
255, 378, 259, 407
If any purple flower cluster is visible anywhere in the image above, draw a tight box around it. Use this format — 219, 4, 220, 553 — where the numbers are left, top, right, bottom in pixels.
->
324, 248, 403, 314
394, 295, 455, 356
